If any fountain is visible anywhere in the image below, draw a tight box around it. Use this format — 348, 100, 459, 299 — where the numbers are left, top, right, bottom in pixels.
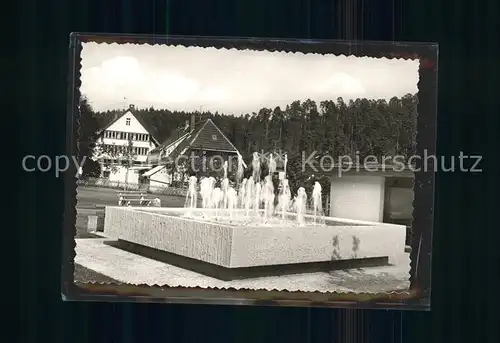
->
294, 187, 307, 226
284, 153, 288, 177
184, 176, 197, 211
251, 152, 261, 181
226, 187, 238, 217
262, 175, 275, 221
199, 177, 213, 209
277, 179, 291, 220
268, 153, 277, 175
312, 181, 323, 225
103, 151, 408, 279
239, 178, 247, 210
222, 160, 228, 180
236, 154, 244, 186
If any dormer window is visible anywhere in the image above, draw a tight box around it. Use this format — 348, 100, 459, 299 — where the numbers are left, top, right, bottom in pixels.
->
126, 118, 131, 126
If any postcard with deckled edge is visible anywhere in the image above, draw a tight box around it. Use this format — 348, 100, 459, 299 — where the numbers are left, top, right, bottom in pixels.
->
62, 33, 437, 310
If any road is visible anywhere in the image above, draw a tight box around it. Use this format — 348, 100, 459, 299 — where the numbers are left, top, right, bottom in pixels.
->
77, 186, 187, 208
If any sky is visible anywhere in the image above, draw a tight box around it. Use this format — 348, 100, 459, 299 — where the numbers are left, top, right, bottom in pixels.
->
81, 42, 419, 115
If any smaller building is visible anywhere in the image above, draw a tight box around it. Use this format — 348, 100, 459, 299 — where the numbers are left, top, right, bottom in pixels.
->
302, 161, 415, 223
327, 164, 414, 223
145, 115, 246, 189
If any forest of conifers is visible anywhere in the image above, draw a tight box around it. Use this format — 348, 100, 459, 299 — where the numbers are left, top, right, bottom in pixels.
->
79, 93, 418, 192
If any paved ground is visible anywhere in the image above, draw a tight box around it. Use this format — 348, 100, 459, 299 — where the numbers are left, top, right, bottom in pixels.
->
74, 186, 410, 293
75, 238, 410, 294
74, 263, 121, 284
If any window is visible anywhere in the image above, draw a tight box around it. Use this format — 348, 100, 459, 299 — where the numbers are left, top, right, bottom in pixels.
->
126, 118, 131, 126
212, 134, 218, 140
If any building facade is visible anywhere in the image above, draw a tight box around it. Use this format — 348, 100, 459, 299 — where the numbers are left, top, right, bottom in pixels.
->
93, 105, 160, 185
144, 115, 246, 190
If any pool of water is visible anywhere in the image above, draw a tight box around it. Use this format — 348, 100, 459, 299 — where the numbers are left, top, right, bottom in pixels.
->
132, 208, 364, 227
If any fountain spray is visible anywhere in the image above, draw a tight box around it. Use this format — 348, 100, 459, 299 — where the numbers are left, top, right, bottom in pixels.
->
252, 152, 261, 181
312, 181, 323, 225
268, 153, 277, 176
295, 187, 307, 226
190, 151, 320, 227
185, 175, 198, 211
278, 179, 291, 221
236, 154, 244, 186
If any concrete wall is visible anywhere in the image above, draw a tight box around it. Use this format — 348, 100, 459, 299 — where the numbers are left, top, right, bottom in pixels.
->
104, 207, 408, 268
329, 175, 385, 222
107, 166, 140, 184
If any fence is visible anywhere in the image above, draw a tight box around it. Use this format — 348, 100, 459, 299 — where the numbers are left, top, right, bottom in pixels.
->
77, 177, 188, 197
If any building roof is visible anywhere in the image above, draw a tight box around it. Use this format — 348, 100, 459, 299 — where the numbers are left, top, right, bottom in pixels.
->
149, 119, 247, 167
98, 106, 167, 145
149, 130, 190, 155
147, 132, 190, 164
142, 165, 165, 177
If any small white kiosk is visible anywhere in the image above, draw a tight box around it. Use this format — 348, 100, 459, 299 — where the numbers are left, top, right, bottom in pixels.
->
327, 163, 415, 223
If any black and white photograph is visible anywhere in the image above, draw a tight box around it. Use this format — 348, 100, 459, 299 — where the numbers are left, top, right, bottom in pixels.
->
65, 36, 436, 306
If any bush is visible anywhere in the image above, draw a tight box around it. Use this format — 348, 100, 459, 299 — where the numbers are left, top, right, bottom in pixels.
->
77, 177, 141, 190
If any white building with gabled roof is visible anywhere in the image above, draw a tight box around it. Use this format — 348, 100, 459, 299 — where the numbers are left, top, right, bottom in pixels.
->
93, 104, 161, 185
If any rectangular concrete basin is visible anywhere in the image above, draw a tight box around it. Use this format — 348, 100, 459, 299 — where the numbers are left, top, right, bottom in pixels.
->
103, 207, 407, 269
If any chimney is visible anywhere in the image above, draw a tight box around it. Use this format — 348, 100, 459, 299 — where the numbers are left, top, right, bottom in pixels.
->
184, 120, 190, 130
129, 104, 135, 110
190, 113, 196, 132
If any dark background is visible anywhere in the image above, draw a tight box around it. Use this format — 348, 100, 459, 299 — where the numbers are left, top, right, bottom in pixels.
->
15, 0, 497, 342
